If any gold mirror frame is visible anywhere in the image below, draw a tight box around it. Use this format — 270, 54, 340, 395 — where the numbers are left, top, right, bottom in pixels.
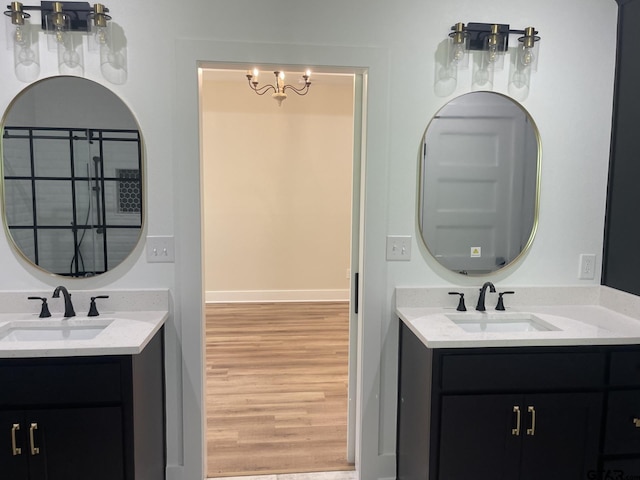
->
1, 76, 144, 278
419, 91, 541, 275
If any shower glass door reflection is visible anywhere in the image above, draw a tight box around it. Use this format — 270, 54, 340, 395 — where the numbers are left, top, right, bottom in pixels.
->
3, 127, 142, 277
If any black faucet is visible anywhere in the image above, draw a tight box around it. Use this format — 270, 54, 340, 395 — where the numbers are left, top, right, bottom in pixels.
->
52, 286, 76, 318
475, 282, 496, 312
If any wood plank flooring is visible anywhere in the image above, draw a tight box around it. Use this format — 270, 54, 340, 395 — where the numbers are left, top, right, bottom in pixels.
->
206, 302, 354, 477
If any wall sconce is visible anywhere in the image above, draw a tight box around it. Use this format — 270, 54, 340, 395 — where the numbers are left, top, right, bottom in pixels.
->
509, 27, 540, 99
246, 70, 312, 106
442, 22, 540, 96
437, 22, 469, 89
4, 1, 122, 83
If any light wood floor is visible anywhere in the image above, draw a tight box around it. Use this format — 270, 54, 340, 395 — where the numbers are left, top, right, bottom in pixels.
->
206, 302, 354, 477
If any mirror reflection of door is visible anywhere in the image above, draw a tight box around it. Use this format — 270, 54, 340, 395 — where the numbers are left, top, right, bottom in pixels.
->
420, 92, 539, 274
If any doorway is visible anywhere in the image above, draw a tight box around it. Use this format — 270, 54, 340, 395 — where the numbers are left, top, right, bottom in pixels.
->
199, 66, 360, 477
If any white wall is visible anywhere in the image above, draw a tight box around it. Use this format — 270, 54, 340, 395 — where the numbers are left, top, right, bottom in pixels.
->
0, 1, 618, 479
201, 72, 354, 302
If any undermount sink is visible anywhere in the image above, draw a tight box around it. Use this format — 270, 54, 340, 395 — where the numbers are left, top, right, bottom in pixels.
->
446, 312, 560, 333
0, 319, 113, 342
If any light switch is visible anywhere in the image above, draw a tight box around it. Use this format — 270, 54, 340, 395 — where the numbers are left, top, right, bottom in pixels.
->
386, 235, 412, 261
146, 236, 175, 263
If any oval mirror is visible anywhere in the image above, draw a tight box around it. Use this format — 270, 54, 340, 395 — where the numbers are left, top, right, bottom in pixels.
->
419, 92, 540, 275
1, 77, 143, 277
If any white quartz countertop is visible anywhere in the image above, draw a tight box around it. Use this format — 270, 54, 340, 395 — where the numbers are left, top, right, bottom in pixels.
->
396, 286, 640, 348
0, 311, 168, 358
0, 289, 169, 358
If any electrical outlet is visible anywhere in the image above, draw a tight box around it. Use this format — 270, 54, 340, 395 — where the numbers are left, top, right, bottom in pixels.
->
386, 235, 412, 261
579, 254, 596, 280
146, 236, 175, 263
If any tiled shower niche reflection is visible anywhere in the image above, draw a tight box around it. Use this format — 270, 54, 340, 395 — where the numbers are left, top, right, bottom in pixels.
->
3, 127, 142, 277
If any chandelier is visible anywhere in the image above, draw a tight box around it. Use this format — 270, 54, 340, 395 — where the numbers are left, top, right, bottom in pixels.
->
245, 69, 312, 106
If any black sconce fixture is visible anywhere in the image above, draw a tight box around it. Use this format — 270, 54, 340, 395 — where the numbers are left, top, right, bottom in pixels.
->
442, 22, 540, 96
4, 1, 121, 82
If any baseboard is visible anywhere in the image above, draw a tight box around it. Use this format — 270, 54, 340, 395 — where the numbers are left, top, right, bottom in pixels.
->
206, 289, 350, 303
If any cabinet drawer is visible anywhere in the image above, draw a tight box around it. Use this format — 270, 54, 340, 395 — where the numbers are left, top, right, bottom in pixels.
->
604, 390, 640, 455
0, 361, 122, 406
440, 351, 606, 392
610, 351, 640, 386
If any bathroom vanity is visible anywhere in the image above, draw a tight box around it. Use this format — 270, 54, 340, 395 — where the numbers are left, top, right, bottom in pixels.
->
0, 291, 168, 480
396, 286, 640, 480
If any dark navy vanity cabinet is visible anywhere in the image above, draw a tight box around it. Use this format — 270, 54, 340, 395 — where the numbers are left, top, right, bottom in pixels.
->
0, 329, 165, 480
397, 322, 640, 480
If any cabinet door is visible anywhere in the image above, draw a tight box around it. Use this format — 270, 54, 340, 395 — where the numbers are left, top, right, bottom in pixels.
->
0, 411, 29, 480
604, 390, 640, 455
439, 394, 521, 480
519, 393, 602, 480
27, 407, 125, 480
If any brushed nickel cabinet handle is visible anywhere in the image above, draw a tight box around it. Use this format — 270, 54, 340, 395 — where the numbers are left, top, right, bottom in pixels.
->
633, 418, 640, 428
11, 423, 22, 456
29, 423, 39, 455
512, 406, 521, 436
527, 406, 536, 436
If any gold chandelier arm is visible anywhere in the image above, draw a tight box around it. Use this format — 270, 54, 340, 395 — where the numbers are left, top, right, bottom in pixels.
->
246, 76, 277, 95
282, 83, 311, 96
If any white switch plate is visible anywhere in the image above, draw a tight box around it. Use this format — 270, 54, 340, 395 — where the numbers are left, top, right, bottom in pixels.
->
578, 253, 596, 280
386, 235, 412, 261
146, 236, 175, 263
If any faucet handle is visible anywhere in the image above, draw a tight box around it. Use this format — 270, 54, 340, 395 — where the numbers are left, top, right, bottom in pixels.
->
28, 297, 51, 318
496, 291, 515, 311
87, 295, 110, 317
448, 292, 467, 312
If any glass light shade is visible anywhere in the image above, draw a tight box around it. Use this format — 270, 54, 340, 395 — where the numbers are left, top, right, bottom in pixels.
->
517, 40, 540, 72
98, 22, 127, 84
88, 24, 109, 51
88, 4, 111, 52
508, 65, 531, 100
45, 4, 71, 52
472, 49, 495, 91
4, 4, 29, 50
484, 39, 505, 71
448, 23, 469, 70
100, 42, 127, 84
11, 22, 39, 82
57, 32, 84, 75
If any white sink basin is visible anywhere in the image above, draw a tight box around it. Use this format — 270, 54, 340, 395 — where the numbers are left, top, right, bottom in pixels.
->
0, 319, 113, 342
446, 312, 560, 333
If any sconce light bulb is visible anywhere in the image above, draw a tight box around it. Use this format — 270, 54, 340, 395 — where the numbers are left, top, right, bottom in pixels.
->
451, 43, 466, 64
94, 25, 108, 45
520, 47, 534, 67
13, 25, 26, 45
54, 26, 66, 44
487, 43, 499, 63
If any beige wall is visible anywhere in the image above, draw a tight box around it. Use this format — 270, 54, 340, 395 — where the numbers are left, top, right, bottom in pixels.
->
201, 71, 354, 302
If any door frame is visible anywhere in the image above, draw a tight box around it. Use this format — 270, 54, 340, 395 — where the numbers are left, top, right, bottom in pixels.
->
173, 38, 390, 480
198, 63, 364, 466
